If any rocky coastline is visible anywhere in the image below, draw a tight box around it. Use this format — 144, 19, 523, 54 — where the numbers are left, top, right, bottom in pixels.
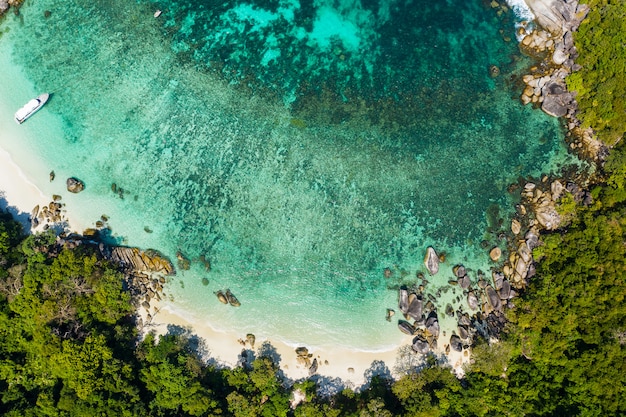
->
388, 0, 606, 365
30, 197, 175, 329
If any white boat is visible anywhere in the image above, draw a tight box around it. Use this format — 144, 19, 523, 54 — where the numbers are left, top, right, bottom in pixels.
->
14, 93, 49, 124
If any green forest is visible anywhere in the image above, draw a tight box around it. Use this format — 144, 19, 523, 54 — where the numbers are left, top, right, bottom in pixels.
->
1, 1, 625, 415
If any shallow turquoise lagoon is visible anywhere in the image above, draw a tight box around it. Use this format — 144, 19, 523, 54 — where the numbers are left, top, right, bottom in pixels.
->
0, 0, 580, 349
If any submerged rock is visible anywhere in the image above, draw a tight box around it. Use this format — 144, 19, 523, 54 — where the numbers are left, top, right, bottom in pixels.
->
424, 247, 440, 275
489, 247, 502, 261
453, 264, 466, 278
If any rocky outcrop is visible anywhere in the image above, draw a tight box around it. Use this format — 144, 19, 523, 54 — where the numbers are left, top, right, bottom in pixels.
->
522, 0, 587, 37
103, 246, 174, 276
518, 0, 591, 129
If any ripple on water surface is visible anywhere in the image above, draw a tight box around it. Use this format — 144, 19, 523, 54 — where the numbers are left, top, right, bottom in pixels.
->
2, 0, 580, 349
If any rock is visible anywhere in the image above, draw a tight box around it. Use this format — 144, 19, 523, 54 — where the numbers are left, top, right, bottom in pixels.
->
458, 325, 469, 340
295, 347, 309, 357
385, 308, 395, 321
49, 170, 55, 181
66, 177, 85, 193
225, 289, 241, 307
489, 247, 502, 261
445, 303, 455, 317
398, 320, 415, 336
425, 312, 440, 338
406, 295, 423, 321
450, 334, 463, 352
534, 203, 561, 230
485, 285, 502, 311
424, 247, 440, 275
489, 65, 500, 77
246, 333, 255, 348
104, 246, 174, 275
551, 180, 565, 200
467, 291, 479, 310
412, 334, 430, 354
458, 275, 471, 290
541, 80, 574, 118
398, 288, 409, 314
499, 279, 511, 299
511, 219, 521, 235
552, 48, 568, 65
309, 358, 318, 375
216, 291, 228, 304
523, 0, 577, 36
525, 229, 540, 249
453, 264, 466, 278
0, 0, 8, 14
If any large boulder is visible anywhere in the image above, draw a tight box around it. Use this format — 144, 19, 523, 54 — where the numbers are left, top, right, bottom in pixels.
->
450, 334, 463, 352
398, 320, 415, 336
541, 80, 575, 118
485, 285, 502, 311
467, 291, 479, 310
412, 334, 430, 354
406, 294, 423, 321
66, 177, 85, 193
424, 247, 440, 275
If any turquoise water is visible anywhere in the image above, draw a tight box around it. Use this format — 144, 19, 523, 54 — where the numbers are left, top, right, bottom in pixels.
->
0, 0, 580, 349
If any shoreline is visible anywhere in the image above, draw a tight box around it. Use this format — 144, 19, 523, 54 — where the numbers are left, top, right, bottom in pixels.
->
0, 139, 465, 388
140, 300, 406, 388
0, 0, 590, 390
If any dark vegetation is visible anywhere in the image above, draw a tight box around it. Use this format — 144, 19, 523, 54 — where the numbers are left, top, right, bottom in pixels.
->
566, 0, 626, 145
0, 1, 625, 416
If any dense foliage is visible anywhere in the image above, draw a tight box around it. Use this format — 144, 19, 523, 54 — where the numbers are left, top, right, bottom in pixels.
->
566, 0, 626, 145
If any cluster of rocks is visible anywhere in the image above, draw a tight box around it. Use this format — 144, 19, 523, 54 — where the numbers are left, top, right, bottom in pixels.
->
98, 245, 175, 325
295, 347, 318, 375
215, 289, 241, 307
517, 1, 593, 128
30, 197, 66, 230
393, 244, 518, 356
